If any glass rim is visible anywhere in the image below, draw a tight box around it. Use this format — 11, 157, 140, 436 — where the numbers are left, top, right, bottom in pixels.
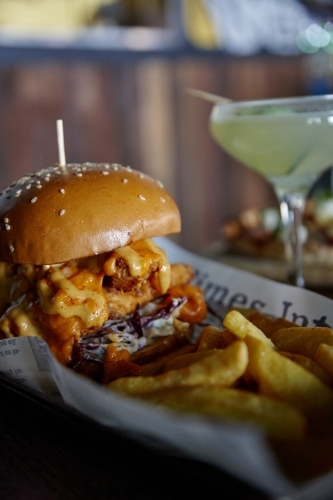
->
211, 93, 333, 113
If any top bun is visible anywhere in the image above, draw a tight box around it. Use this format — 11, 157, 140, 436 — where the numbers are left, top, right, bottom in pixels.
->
0, 163, 181, 264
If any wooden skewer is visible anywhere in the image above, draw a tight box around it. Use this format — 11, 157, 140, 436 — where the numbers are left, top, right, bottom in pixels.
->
56, 119, 67, 168
185, 87, 232, 104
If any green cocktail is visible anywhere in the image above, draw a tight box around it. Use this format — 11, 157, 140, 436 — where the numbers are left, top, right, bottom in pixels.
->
210, 95, 333, 286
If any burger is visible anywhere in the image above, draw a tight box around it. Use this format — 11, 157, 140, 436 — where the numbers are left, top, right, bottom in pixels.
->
0, 163, 207, 382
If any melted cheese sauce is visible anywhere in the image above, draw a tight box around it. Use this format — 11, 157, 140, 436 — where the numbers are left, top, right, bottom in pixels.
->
0, 239, 172, 363
104, 238, 171, 293
38, 268, 107, 328
0, 294, 43, 338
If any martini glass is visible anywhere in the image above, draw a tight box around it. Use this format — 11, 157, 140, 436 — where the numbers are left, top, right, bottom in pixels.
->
209, 94, 333, 287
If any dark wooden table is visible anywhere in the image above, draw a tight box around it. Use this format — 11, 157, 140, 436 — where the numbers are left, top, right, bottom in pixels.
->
0, 376, 273, 500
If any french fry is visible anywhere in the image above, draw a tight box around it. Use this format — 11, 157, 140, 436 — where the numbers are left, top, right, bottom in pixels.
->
196, 325, 225, 351
105, 303, 333, 469
163, 349, 217, 372
135, 386, 306, 440
103, 345, 142, 383
108, 340, 248, 395
230, 307, 258, 318
280, 351, 333, 388
314, 343, 333, 378
220, 329, 238, 347
130, 328, 191, 366
244, 335, 333, 435
140, 343, 196, 376
247, 310, 298, 337
223, 310, 274, 347
269, 326, 333, 360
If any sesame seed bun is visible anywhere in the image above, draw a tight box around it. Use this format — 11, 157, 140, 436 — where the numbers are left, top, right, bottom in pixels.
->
0, 163, 181, 265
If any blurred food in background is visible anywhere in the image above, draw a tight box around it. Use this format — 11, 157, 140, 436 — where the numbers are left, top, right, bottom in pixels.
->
221, 206, 283, 258
92, 0, 165, 27
219, 191, 333, 267
0, 0, 107, 29
182, 0, 218, 50
0, 0, 165, 31
182, 0, 313, 55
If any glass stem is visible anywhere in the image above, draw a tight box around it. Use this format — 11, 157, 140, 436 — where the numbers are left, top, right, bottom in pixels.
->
279, 193, 306, 288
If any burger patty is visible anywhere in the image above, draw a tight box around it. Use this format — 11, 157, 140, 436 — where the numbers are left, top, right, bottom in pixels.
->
103, 262, 194, 319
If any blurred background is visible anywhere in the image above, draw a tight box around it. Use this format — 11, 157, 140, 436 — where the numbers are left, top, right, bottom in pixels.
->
0, 0, 333, 255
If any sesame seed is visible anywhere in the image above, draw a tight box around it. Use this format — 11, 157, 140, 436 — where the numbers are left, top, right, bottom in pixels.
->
26, 184, 31, 189
9, 245, 14, 252
122, 178, 128, 183
59, 189, 65, 194
45, 177, 50, 182
36, 184, 42, 189
126, 166, 132, 171
160, 197, 166, 203
5, 224, 10, 230
76, 172, 82, 177
31, 197, 37, 203
4, 218, 9, 223
156, 180, 164, 188
14, 190, 22, 198
102, 171, 109, 175
18, 176, 29, 185
59, 209, 66, 216
138, 194, 146, 201
139, 173, 144, 179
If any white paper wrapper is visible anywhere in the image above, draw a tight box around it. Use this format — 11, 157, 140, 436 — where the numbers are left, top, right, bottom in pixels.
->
1, 237, 333, 499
